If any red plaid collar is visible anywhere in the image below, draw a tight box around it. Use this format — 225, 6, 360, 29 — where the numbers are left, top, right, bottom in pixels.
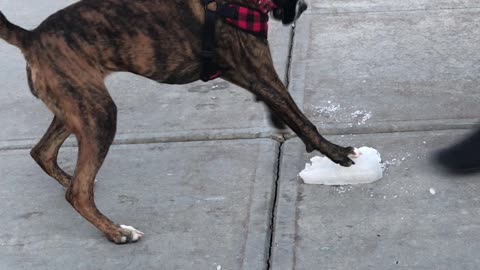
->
219, 0, 277, 38
223, 5, 270, 38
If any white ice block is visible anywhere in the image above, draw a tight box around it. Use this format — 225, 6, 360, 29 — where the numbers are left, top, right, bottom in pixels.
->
299, 147, 384, 185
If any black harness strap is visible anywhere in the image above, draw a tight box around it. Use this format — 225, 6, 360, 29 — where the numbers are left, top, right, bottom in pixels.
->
217, 4, 238, 18
200, 0, 222, 82
200, 0, 239, 82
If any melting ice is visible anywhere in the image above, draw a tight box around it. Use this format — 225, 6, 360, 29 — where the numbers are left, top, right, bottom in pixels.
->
299, 147, 384, 185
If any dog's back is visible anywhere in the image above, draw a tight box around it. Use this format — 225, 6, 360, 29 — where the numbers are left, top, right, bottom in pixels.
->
2, 0, 205, 83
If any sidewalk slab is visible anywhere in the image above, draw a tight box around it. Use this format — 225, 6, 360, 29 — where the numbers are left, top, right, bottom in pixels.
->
290, 10, 480, 134
271, 130, 480, 270
0, 0, 291, 142
0, 139, 278, 270
307, 0, 480, 13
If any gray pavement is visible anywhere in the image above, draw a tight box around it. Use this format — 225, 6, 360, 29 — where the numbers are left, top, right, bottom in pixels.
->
272, 131, 480, 270
0, 0, 480, 270
290, 6, 480, 134
0, 140, 277, 270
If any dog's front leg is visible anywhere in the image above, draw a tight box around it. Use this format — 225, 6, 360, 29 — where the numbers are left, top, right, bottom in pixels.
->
222, 69, 356, 166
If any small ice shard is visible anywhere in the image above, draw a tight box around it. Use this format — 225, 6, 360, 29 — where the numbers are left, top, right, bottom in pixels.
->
429, 188, 436, 195
299, 147, 384, 185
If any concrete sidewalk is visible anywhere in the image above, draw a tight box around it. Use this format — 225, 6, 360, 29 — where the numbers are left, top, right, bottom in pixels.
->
0, 1, 479, 270
272, 131, 480, 270
0, 140, 278, 270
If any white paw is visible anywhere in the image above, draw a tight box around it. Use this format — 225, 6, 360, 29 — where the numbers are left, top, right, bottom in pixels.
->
119, 225, 144, 243
349, 148, 362, 159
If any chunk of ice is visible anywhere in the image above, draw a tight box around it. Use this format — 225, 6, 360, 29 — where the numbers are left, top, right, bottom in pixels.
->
299, 147, 384, 185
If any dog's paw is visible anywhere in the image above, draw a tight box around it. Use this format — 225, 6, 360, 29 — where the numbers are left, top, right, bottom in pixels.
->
108, 225, 144, 244
119, 225, 144, 243
328, 146, 357, 167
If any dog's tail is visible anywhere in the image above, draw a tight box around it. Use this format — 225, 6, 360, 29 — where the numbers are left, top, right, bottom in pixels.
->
0, 11, 30, 51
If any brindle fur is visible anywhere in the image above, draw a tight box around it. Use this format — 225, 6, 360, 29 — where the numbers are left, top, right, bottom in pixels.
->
0, 0, 355, 244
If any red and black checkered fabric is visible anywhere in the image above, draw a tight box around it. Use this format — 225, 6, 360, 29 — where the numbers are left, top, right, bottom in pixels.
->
223, 4, 270, 38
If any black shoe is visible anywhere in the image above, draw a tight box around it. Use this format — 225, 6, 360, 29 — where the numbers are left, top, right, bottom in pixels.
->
435, 127, 480, 174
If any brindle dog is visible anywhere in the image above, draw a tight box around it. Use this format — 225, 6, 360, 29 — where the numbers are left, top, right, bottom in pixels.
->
0, 0, 357, 244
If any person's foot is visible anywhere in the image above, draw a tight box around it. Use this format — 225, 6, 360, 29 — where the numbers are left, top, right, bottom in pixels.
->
435, 127, 480, 173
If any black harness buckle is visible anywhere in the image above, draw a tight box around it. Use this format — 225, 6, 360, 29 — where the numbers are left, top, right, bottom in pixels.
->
200, 0, 222, 82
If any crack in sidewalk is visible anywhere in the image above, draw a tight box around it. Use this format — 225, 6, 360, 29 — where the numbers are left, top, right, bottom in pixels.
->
266, 136, 284, 270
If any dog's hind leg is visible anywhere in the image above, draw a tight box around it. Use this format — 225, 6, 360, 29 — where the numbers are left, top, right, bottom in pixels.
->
58, 83, 143, 244
31, 116, 72, 187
